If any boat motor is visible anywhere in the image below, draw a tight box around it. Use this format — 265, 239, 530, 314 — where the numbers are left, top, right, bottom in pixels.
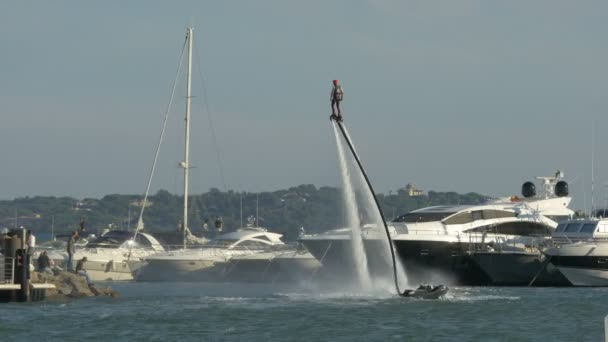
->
555, 181, 569, 197
521, 181, 536, 198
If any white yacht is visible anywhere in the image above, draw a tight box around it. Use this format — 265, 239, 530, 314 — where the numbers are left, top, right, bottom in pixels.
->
46, 230, 165, 281
544, 218, 608, 286
136, 227, 286, 281
299, 171, 574, 285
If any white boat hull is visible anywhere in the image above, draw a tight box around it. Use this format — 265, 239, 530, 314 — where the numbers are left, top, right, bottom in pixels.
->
557, 267, 608, 286
44, 249, 155, 282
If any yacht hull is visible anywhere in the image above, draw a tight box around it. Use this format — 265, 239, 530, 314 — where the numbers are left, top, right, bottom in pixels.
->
46, 254, 146, 282
546, 243, 608, 286
556, 267, 608, 286
223, 253, 322, 283
392, 239, 491, 286
135, 259, 223, 282
471, 251, 570, 286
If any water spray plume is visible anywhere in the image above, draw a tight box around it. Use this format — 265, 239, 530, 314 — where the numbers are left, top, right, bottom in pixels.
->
332, 124, 372, 291
330, 119, 404, 296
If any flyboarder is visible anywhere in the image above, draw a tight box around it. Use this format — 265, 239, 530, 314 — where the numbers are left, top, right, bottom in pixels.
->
330, 79, 344, 121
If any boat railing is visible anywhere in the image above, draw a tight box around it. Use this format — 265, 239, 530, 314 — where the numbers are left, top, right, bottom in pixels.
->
465, 231, 548, 254
0, 256, 15, 284
81, 243, 162, 252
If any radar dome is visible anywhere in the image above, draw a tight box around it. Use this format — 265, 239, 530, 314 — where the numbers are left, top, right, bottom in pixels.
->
522, 181, 536, 198
555, 181, 569, 197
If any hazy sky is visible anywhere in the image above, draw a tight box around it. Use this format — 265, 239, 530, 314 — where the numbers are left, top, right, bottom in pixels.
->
1, 1, 607, 207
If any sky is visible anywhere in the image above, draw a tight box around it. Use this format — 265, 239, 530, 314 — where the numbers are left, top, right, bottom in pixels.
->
1, 1, 607, 208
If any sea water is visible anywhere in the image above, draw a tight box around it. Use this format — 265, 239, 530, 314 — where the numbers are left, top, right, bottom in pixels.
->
1, 282, 605, 341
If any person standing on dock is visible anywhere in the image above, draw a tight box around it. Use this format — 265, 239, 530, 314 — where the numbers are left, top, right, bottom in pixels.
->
26, 231, 36, 256
67, 231, 78, 272
330, 79, 344, 121
75, 257, 92, 285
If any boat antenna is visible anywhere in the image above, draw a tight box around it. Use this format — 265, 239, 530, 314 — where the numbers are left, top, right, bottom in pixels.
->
331, 118, 402, 296
181, 26, 194, 249
591, 122, 595, 217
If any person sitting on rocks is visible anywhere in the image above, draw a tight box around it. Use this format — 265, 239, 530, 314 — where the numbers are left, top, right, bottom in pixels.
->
37, 251, 54, 275
75, 257, 93, 285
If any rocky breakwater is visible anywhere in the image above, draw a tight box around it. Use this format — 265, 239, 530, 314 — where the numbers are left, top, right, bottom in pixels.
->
31, 272, 119, 300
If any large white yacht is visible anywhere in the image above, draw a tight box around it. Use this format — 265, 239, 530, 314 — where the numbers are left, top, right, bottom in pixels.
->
543, 218, 608, 286
299, 171, 574, 285
135, 227, 287, 281
45, 230, 165, 281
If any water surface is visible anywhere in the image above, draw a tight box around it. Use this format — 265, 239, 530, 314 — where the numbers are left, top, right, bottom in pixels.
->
0, 282, 604, 341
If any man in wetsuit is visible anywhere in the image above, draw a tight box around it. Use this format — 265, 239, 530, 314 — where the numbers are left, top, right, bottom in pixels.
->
330, 80, 344, 121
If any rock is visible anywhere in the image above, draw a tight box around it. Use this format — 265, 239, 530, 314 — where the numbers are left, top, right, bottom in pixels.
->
31, 271, 119, 300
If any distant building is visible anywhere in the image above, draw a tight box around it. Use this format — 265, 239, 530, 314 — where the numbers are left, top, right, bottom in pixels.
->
403, 183, 425, 197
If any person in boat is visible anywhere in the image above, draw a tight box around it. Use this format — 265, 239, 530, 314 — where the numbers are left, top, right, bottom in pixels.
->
37, 251, 54, 275
330, 79, 344, 121
75, 256, 92, 285
67, 231, 78, 272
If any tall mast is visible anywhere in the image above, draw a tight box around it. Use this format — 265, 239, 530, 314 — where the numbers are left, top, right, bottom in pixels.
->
182, 27, 194, 249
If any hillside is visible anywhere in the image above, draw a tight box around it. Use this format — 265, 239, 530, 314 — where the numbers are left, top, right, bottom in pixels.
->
0, 185, 489, 241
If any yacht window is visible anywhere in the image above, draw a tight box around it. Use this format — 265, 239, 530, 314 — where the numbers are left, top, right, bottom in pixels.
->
472, 211, 483, 221
481, 210, 497, 219
135, 235, 152, 248
580, 223, 598, 234
254, 235, 271, 242
555, 224, 567, 232
235, 240, 265, 249
394, 212, 456, 223
564, 223, 582, 233
212, 239, 239, 247
87, 231, 131, 248
466, 222, 551, 236
443, 212, 473, 225
493, 210, 517, 219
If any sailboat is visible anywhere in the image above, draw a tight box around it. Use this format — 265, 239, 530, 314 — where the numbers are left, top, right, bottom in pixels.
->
134, 28, 301, 282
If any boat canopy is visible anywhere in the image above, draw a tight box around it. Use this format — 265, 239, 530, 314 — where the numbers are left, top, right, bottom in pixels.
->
210, 229, 284, 248
87, 231, 163, 251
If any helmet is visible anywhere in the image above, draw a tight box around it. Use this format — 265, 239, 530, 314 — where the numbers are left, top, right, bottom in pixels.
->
332, 79, 339, 85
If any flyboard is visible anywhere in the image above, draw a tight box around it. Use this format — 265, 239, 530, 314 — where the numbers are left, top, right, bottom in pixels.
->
329, 114, 448, 299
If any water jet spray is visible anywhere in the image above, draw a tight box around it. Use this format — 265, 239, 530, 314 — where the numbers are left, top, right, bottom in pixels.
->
329, 116, 402, 296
